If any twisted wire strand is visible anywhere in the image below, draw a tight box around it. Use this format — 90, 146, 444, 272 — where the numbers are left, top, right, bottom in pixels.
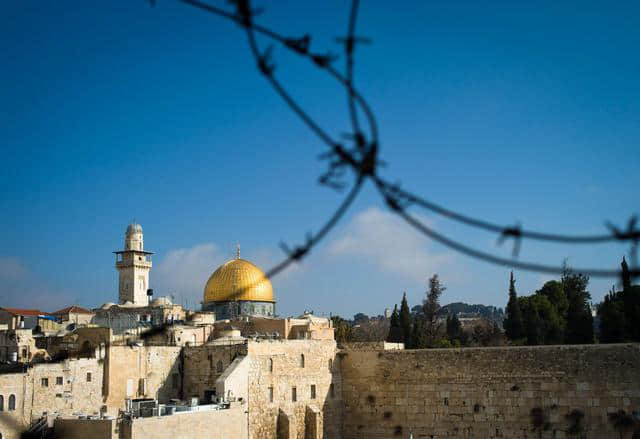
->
172, 0, 637, 282
375, 176, 632, 244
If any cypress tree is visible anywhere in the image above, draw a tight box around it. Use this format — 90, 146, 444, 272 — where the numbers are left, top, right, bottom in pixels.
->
621, 256, 631, 291
622, 274, 640, 342
446, 313, 462, 343
563, 265, 593, 344
386, 304, 403, 343
424, 274, 445, 347
410, 315, 426, 349
399, 292, 412, 348
522, 297, 542, 345
504, 271, 524, 341
598, 286, 626, 343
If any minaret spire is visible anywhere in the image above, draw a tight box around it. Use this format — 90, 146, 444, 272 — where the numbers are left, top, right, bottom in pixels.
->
236, 243, 241, 259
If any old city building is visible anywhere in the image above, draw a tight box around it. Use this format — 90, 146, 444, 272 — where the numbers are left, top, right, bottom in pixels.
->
1, 222, 640, 439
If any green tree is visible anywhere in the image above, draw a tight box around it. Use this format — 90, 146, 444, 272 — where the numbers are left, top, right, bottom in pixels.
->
621, 256, 631, 291
410, 314, 426, 349
447, 314, 467, 345
447, 314, 462, 339
331, 315, 354, 345
620, 257, 640, 341
399, 292, 413, 348
537, 280, 569, 319
520, 297, 542, 345
598, 257, 640, 342
504, 271, 524, 341
622, 284, 640, 341
470, 319, 504, 346
598, 286, 626, 343
535, 294, 565, 344
423, 274, 446, 347
386, 305, 403, 343
520, 293, 564, 345
562, 264, 594, 344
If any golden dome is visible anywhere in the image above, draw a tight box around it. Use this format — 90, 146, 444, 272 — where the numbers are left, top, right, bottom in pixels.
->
203, 258, 274, 304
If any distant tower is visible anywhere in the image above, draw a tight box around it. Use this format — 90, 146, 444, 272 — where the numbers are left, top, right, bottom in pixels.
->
114, 222, 153, 306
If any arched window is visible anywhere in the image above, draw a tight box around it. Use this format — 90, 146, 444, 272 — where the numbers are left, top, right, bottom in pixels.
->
328, 358, 333, 371
300, 354, 305, 368
8, 394, 15, 411
268, 358, 273, 372
0, 394, 4, 411
216, 360, 223, 373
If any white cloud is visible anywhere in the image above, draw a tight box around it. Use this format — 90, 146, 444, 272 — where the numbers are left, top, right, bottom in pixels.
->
328, 206, 453, 283
153, 243, 226, 305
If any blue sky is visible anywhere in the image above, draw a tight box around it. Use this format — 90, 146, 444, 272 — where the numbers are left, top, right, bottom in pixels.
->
1, 1, 638, 318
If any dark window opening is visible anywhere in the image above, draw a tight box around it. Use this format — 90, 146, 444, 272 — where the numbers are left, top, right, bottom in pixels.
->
172, 373, 179, 389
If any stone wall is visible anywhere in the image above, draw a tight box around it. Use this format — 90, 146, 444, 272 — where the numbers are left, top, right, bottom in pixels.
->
0, 372, 27, 439
104, 345, 182, 412
182, 342, 248, 403
340, 344, 640, 439
246, 339, 341, 439
216, 356, 250, 402
29, 359, 104, 418
340, 342, 404, 351
0, 358, 104, 439
119, 403, 247, 439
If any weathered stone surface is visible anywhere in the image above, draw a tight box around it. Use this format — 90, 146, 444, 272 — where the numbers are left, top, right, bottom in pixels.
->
104, 345, 182, 411
340, 344, 640, 439
0, 358, 103, 439
246, 339, 341, 439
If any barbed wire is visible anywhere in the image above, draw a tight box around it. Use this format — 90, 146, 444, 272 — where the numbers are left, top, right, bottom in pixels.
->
163, 0, 639, 283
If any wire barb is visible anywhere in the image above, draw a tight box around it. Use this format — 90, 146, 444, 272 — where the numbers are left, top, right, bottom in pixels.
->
497, 223, 523, 258
170, 0, 636, 283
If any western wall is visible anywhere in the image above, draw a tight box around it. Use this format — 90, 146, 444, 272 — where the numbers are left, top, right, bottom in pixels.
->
339, 343, 640, 438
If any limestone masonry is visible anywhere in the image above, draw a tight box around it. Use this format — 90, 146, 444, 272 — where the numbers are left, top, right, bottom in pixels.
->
2, 222, 639, 438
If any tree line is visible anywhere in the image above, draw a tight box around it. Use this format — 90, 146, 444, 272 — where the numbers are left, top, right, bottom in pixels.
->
503, 257, 640, 345
385, 274, 504, 348
331, 257, 639, 348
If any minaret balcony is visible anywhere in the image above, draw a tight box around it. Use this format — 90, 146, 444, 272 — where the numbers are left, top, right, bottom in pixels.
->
116, 259, 152, 268
114, 252, 153, 267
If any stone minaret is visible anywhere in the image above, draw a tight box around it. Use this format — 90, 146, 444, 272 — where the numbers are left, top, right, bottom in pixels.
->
115, 222, 153, 306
